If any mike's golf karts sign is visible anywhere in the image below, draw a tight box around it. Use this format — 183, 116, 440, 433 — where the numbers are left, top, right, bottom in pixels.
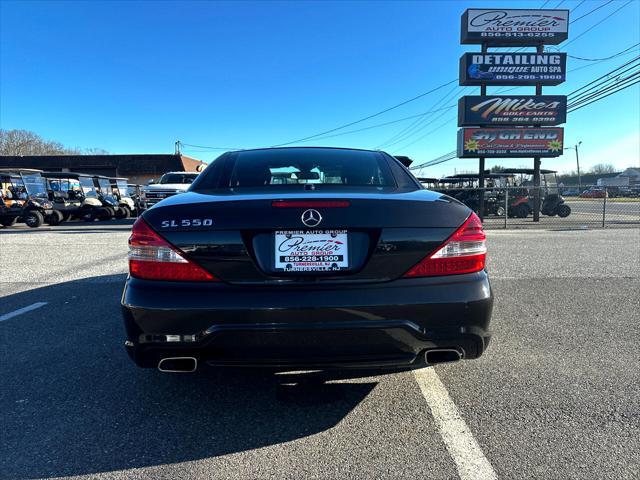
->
458, 95, 567, 126
457, 127, 564, 158
461, 9, 569, 45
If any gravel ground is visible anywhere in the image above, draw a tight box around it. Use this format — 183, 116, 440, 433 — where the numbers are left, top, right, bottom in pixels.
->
1, 221, 638, 479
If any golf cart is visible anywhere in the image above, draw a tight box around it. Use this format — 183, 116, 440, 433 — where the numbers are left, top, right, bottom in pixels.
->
92, 175, 121, 219
502, 169, 571, 218
109, 177, 136, 218
417, 177, 441, 190
439, 173, 511, 217
126, 184, 146, 214
0, 169, 59, 227
43, 172, 109, 222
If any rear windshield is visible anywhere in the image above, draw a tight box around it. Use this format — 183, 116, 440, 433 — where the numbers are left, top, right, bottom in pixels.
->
194, 148, 399, 190
159, 173, 198, 184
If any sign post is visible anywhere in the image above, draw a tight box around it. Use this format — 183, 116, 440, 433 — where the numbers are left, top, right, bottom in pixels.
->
458, 8, 569, 223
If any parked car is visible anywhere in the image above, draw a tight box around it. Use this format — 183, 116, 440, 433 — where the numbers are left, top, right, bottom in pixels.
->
141, 172, 199, 209
580, 188, 608, 199
122, 147, 493, 373
561, 188, 580, 196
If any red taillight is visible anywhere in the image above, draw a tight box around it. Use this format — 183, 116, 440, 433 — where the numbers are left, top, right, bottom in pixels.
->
402, 212, 487, 278
271, 200, 350, 208
128, 218, 217, 282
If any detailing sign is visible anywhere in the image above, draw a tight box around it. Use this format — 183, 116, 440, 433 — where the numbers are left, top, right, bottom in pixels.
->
461, 9, 569, 45
459, 53, 567, 86
458, 95, 567, 126
457, 127, 564, 158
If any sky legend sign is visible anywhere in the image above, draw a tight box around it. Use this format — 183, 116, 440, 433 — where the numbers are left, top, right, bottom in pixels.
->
457, 127, 564, 158
459, 52, 567, 86
458, 95, 567, 126
461, 9, 570, 45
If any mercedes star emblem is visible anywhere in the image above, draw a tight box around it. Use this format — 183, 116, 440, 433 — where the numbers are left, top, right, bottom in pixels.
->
301, 209, 322, 227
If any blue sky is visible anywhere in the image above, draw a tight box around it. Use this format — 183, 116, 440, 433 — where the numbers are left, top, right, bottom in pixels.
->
1, 0, 638, 177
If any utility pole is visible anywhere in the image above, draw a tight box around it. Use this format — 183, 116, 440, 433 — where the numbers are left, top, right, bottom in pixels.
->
175, 140, 181, 155
575, 141, 582, 192
565, 141, 582, 191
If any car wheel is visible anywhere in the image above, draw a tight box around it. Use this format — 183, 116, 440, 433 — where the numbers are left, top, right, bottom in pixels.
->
24, 211, 44, 228
1, 217, 18, 227
515, 204, 529, 218
557, 204, 571, 218
495, 206, 505, 217
46, 210, 64, 226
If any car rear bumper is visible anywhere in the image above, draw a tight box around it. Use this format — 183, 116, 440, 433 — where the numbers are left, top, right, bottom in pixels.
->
121, 271, 493, 369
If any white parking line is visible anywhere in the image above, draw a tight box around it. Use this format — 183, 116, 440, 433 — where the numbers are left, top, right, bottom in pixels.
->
414, 368, 498, 480
0, 302, 48, 322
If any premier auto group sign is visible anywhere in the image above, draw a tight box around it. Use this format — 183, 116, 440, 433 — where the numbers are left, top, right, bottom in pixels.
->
461, 9, 569, 45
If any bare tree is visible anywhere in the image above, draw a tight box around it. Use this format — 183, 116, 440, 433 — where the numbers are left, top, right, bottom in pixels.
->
589, 163, 616, 175
0, 129, 107, 155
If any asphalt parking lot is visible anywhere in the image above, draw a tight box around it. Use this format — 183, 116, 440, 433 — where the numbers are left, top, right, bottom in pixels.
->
1, 221, 639, 479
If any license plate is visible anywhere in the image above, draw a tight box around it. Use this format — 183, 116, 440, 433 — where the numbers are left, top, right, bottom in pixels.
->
274, 230, 349, 272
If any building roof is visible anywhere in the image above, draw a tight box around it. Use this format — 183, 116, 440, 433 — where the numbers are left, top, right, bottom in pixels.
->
619, 167, 640, 178
0, 154, 205, 175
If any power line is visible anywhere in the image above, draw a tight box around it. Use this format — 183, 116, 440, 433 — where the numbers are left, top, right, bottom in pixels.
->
283, 104, 457, 143
374, 83, 460, 148
568, 42, 639, 61
269, 79, 458, 147
567, 55, 639, 96
568, 78, 639, 112
181, 142, 239, 151
571, 0, 587, 14
376, 84, 465, 149
570, 0, 614, 24
562, 0, 633, 48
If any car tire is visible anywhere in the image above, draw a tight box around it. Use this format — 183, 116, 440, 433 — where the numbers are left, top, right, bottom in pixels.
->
557, 204, 571, 218
24, 211, 44, 228
46, 210, 64, 226
514, 204, 529, 218
495, 206, 505, 217
1, 217, 18, 227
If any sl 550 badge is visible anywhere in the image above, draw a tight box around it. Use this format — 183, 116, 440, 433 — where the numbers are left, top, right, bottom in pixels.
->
160, 218, 214, 228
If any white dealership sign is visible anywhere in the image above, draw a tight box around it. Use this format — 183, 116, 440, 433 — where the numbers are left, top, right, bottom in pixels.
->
461, 9, 569, 46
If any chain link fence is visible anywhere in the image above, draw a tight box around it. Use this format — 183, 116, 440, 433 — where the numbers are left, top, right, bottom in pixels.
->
440, 185, 640, 229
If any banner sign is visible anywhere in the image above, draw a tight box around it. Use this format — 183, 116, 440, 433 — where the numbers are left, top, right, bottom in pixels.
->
458, 95, 567, 126
459, 53, 567, 86
457, 127, 564, 158
461, 9, 569, 45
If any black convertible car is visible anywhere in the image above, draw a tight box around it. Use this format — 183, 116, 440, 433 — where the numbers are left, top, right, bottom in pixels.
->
121, 147, 493, 372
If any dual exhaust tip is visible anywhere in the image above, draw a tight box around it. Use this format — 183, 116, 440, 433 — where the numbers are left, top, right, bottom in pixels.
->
157, 350, 461, 372
158, 357, 197, 373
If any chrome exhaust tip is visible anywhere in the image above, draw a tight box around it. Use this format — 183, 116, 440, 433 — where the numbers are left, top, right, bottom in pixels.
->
158, 357, 197, 373
424, 349, 463, 365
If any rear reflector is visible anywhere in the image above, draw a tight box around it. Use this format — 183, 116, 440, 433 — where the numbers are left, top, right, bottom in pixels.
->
128, 217, 217, 282
272, 200, 350, 208
402, 212, 486, 278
